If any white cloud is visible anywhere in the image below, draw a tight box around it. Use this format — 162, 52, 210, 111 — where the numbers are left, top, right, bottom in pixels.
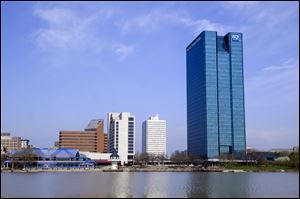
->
114, 44, 135, 60
32, 6, 133, 61
33, 7, 92, 50
247, 128, 299, 150
223, 1, 297, 27
246, 59, 299, 92
32, 5, 244, 61
34, 8, 75, 27
116, 8, 234, 36
116, 9, 173, 34
262, 59, 297, 71
225, 1, 259, 8
245, 58, 299, 150
178, 18, 230, 35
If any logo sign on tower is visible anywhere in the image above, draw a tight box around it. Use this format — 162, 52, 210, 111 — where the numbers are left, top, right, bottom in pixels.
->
231, 34, 240, 42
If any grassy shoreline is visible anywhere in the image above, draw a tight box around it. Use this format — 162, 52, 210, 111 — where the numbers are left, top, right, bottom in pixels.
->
218, 164, 299, 172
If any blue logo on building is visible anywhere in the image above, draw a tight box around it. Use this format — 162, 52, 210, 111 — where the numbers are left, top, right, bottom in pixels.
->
232, 35, 240, 41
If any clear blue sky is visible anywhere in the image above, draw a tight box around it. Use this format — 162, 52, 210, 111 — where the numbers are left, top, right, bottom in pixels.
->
1, 1, 299, 155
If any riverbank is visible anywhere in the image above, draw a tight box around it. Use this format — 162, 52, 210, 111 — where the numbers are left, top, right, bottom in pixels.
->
1, 165, 299, 173
219, 164, 299, 172
128, 165, 298, 173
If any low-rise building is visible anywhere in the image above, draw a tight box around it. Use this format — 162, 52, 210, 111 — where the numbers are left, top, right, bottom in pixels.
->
21, 139, 30, 149
79, 151, 121, 166
4, 148, 94, 169
1, 132, 30, 153
293, 146, 299, 153
51, 141, 60, 149
271, 148, 293, 153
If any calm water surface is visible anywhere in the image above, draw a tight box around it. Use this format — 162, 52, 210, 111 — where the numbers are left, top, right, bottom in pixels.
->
1, 172, 299, 198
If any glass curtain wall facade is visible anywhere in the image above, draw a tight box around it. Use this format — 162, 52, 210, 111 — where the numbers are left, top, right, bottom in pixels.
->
186, 31, 246, 159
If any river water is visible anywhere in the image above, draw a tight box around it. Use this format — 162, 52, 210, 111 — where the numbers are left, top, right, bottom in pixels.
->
1, 172, 299, 198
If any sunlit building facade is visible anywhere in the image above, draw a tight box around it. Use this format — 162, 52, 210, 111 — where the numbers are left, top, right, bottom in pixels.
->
59, 119, 107, 153
108, 112, 135, 165
186, 31, 246, 159
142, 114, 166, 156
1, 132, 30, 153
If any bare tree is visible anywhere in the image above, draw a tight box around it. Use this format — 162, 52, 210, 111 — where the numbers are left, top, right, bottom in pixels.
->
155, 154, 166, 165
148, 153, 156, 165
170, 150, 189, 165
140, 153, 149, 165
11, 149, 38, 170
1, 154, 8, 168
134, 152, 141, 165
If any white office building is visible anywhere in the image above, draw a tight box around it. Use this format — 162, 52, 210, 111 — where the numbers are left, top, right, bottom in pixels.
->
142, 114, 166, 156
108, 112, 135, 165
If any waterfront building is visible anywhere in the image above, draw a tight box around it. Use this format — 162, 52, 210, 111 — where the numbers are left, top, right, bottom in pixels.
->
270, 148, 293, 153
4, 148, 94, 169
142, 114, 167, 156
293, 146, 299, 153
1, 132, 29, 152
21, 139, 30, 149
79, 150, 121, 168
79, 151, 117, 166
186, 31, 246, 159
54, 141, 59, 149
59, 119, 107, 153
79, 151, 111, 160
108, 112, 135, 165
110, 149, 120, 170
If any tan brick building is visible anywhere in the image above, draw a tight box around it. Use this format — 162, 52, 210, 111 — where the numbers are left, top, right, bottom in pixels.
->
59, 119, 107, 153
1, 132, 30, 153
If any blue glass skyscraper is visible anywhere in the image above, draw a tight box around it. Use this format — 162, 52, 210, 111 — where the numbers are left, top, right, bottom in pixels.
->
186, 31, 246, 159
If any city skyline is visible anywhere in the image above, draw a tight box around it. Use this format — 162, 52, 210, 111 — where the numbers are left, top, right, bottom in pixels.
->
1, 2, 299, 156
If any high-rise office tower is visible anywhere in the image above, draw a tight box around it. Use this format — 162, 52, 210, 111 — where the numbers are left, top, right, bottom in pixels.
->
142, 114, 166, 156
186, 31, 246, 159
108, 112, 135, 165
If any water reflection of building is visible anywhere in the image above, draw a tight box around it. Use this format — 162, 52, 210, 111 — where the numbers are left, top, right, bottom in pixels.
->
186, 173, 209, 198
142, 173, 169, 198
186, 173, 250, 198
107, 173, 172, 198
110, 172, 134, 198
